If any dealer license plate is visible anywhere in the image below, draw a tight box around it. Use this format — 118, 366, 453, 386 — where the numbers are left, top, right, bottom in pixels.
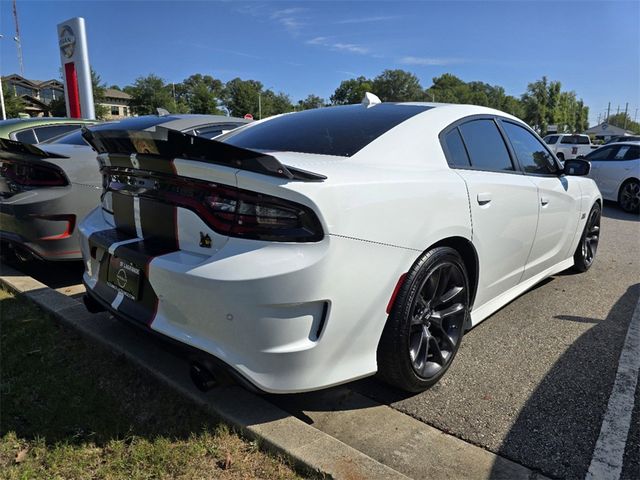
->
107, 256, 141, 301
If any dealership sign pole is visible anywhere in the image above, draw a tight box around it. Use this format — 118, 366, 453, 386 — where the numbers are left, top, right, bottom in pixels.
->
57, 17, 95, 119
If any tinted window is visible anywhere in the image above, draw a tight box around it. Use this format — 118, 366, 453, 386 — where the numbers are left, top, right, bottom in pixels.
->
47, 130, 88, 146
458, 119, 513, 171
544, 135, 559, 144
586, 146, 618, 161
444, 128, 471, 167
561, 136, 576, 144
502, 122, 556, 174
33, 124, 80, 142
222, 104, 432, 157
14, 129, 37, 144
624, 145, 640, 160
577, 136, 590, 145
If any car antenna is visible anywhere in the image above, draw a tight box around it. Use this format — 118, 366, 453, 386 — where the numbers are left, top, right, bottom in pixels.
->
361, 92, 381, 108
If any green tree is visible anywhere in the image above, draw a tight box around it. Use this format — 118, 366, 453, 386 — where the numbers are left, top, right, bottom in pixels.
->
261, 90, 294, 117
1, 81, 25, 118
91, 69, 109, 120
330, 76, 373, 105
48, 97, 67, 117
297, 94, 325, 110
371, 69, 425, 102
178, 74, 224, 114
223, 78, 263, 118
606, 112, 640, 134
125, 74, 175, 115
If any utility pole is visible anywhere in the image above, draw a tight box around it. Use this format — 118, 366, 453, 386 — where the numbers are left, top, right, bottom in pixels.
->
258, 92, 262, 120
623, 102, 629, 129
597, 113, 601, 125
634, 108, 638, 123
606, 102, 611, 122
12, 0, 24, 76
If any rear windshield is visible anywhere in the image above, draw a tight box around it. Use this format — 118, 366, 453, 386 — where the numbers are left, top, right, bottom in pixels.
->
47, 130, 87, 145
220, 104, 432, 157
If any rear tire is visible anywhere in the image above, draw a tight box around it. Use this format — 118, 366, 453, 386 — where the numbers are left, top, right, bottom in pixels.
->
618, 179, 640, 213
377, 247, 470, 392
573, 203, 601, 272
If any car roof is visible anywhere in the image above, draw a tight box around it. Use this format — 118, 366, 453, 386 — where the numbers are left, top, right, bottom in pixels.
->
0, 117, 97, 136
86, 114, 250, 134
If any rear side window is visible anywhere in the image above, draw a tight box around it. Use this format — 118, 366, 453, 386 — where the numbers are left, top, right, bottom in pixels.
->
33, 124, 80, 142
586, 146, 617, 161
624, 145, 640, 160
577, 136, 590, 145
561, 136, 576, 144
458, 119, 514, 171
221, 104, 432, 157
14, 129, 37, 144
444, 128, 471, 167
502, 122, 556, 174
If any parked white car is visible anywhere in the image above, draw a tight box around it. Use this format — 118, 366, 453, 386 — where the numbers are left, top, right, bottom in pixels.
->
543, 133, 599, 161
78, 102, 602, 393
584, 141, 640, 212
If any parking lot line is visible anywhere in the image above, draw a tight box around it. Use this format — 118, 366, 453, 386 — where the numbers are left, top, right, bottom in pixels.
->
586, 295, 640, 480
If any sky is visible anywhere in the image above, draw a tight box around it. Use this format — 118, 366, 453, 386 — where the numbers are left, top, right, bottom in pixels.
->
0, 0, 638, 125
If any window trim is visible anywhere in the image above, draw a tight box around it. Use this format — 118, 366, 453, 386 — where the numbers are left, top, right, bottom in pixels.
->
439, 114, 522, 175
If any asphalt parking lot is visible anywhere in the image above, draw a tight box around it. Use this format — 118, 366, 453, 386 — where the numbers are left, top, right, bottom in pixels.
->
5, 201, 639, 480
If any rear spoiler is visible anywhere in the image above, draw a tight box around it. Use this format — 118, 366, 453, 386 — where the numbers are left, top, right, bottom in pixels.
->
82, 126, 326, 182
0, 138, 69, 161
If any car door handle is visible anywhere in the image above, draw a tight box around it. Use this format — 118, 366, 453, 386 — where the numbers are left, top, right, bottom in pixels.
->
477, 192, 492, 205
541, 196, 550, 206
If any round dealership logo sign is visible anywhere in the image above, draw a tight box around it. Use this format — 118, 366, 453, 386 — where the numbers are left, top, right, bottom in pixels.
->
59, 25, 76, 58
116, 268, 128, 288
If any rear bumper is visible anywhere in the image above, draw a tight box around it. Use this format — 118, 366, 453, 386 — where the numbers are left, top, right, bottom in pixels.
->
79, 207, 417, 393
0, 189, 82, 260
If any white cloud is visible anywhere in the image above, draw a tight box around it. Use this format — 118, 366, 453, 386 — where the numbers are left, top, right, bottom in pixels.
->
307, 37, 369, 55
271, 8, 307, 33
399, 56, 464, 66
335, 15, 401, 25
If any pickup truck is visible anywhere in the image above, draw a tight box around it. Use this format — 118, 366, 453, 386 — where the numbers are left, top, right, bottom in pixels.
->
542, 134, 599, 161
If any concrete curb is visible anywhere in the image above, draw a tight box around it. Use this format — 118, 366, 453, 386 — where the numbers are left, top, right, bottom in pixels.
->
0, 265, 409, 480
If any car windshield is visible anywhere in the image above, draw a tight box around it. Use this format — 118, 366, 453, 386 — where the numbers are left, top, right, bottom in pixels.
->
220, 104, 433, 157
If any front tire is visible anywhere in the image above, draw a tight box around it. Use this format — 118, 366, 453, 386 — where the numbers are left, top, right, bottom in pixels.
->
618, 179, 640, 213
377, 247, 470, 392
573, 203, 601, 272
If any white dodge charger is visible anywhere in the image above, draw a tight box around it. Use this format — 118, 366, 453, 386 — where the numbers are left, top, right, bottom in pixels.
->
79, 100, 602, 393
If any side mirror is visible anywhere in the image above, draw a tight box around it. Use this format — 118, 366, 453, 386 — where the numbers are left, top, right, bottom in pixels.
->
563, 158, 591, 176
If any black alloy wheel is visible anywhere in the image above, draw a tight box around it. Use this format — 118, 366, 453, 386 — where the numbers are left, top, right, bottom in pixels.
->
378, 247, 470, 392
573, 203, 601, 272
618, 180, 640, 213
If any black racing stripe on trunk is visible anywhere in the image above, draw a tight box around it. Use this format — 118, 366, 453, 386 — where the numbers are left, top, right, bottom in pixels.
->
112, 192, 136, 236
87, 228, 178, 326
110, 240, 178, 326
139, 198, 178, 249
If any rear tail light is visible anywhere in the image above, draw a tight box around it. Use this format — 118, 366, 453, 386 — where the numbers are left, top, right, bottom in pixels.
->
107, 172, 324, 242
0, 159, 68, 187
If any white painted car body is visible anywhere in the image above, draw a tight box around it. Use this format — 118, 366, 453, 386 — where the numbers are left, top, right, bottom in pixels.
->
78, 103, 602, 393
586, 141, 640, 202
